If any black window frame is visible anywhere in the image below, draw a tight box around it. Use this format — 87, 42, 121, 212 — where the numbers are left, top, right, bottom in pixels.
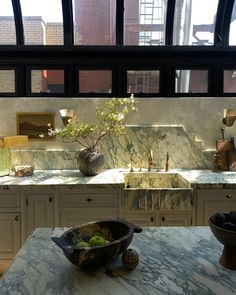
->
0, 0, 234, 97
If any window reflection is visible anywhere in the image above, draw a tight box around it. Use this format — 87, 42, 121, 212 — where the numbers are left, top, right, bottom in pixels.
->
173, 0, 218, 45
175, 70, 208, 93
0, 0, 16, 45
127, 70, 160, 93
31, 70, 64, 94
124, 0, 167, 45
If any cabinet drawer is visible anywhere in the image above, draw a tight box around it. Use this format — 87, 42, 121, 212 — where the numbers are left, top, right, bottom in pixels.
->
0, 193, 21, 208
59, 192, 118, 208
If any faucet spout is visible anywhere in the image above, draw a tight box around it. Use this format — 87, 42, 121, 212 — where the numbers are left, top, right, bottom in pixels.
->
148, 149, 153, 171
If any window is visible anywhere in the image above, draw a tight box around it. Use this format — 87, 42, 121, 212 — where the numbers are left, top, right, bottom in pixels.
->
73, 0, 116, 45
30, 69, 64, 95
173, 0, 218, 45
124, 0, 167, 45
127, 70, 160, 94
175, 69, 208, 94
0, 0, 235, 98
0, 69, 15, 93
20, 0, 63, 45
0, 0, 16, 45
78, 70, 112, 94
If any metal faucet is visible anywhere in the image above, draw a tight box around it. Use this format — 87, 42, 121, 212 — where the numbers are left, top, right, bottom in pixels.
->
148, 149, 153, 171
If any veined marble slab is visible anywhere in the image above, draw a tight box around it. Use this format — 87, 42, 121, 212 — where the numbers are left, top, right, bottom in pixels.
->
0, 227, 235, 295
1, 169, 236, 189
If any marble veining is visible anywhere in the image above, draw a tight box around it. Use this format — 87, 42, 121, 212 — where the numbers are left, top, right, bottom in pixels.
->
1, 168, 236, 189
11, 126, 213, 170
0, 227, 235, 295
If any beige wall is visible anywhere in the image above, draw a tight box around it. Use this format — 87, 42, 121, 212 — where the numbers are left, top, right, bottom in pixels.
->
0, 97, 236, 150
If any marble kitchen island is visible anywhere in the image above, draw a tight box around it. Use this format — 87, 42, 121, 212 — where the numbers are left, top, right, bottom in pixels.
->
0, 226, 235, 295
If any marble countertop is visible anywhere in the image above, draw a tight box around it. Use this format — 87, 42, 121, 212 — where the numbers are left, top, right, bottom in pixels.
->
1, 168, 236, 189
0, 227, 235, 295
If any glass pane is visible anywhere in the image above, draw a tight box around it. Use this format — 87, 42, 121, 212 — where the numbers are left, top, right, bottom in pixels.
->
127, 70, 160, 93
0, 70, 15, 93
124, 0, 167, 45
224, 70, 236, 93
173, 0, 218, 45
175, 70, 208, 93
73, 0, 116, 45
229, 3, 236, 45
0, 0, 16, 45
78, 70, 112, 93
31, 70, 64, 94
20, 0, 63, 45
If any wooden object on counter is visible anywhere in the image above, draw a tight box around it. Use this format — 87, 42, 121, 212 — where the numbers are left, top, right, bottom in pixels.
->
14, 165, 34, 177
226, 150, 236, 171
3, 136, 28, 148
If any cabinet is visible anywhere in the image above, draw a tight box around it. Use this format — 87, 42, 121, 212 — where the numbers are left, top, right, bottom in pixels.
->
122, 189, 193, 227
196, 189, 236, 225
57, 188, 120, 227
24, 193, 54, 237
0, 192, 21, 259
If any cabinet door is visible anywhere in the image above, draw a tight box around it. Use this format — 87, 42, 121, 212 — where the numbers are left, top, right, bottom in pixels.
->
25, 193, 54, 236
158, 211, 192, 226
197, 189, 236, 225
123, 211, 156, 227
0, 213, 21, 259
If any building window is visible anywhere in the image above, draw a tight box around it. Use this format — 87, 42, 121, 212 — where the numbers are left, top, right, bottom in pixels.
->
175, 69, 208, 94
223, 70, 236, 93
20, 0, 63, 45
0, 0, 16, 45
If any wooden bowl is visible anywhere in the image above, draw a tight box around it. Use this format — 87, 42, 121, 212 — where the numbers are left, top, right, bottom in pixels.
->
209, 216, 236, 270
52, 219, 142, 270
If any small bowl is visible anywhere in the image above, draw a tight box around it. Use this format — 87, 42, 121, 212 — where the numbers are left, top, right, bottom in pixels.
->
209, 215, 236, 270
52, 219, 142, 270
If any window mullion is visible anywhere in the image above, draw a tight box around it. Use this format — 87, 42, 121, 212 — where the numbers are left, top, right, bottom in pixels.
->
11, 0, 24, 45
116, 0, 124, 46
62, 0, 74, 48
165, 0, 176, 45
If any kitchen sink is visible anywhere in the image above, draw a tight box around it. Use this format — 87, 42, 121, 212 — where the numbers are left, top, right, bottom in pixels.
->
124, 171, 191, 189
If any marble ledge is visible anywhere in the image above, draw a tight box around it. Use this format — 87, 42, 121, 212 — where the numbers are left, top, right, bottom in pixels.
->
1, 168, 236, 189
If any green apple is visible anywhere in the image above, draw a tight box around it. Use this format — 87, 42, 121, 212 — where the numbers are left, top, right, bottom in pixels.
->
89, 235, 106, 246
77, 241, 90, 247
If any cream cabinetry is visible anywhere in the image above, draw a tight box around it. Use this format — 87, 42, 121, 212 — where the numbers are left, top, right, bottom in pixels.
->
196, 189, 236, 225
0, 192, 21, 259
24, 192, 54, 237
57, 188, 120, 227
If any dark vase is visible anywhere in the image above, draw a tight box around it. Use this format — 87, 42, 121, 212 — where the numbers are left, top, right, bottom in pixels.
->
78, 148, 105, 176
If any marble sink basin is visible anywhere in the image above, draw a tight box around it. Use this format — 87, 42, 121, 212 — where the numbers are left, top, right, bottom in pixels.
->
124, 172, 191, 189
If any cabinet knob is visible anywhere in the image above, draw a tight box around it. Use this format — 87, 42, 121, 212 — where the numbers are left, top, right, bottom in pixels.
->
15, 215, 19, 222
161, 216, 165, 222
225, 195, 232, 199
48, 197, 53, 202
86, 198, 93, 202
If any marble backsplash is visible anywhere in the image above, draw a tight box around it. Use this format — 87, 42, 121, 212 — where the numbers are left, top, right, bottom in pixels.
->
11, 126, 213, 170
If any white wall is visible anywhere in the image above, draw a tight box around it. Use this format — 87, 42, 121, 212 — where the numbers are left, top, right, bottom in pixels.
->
1, 96, 236, 150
